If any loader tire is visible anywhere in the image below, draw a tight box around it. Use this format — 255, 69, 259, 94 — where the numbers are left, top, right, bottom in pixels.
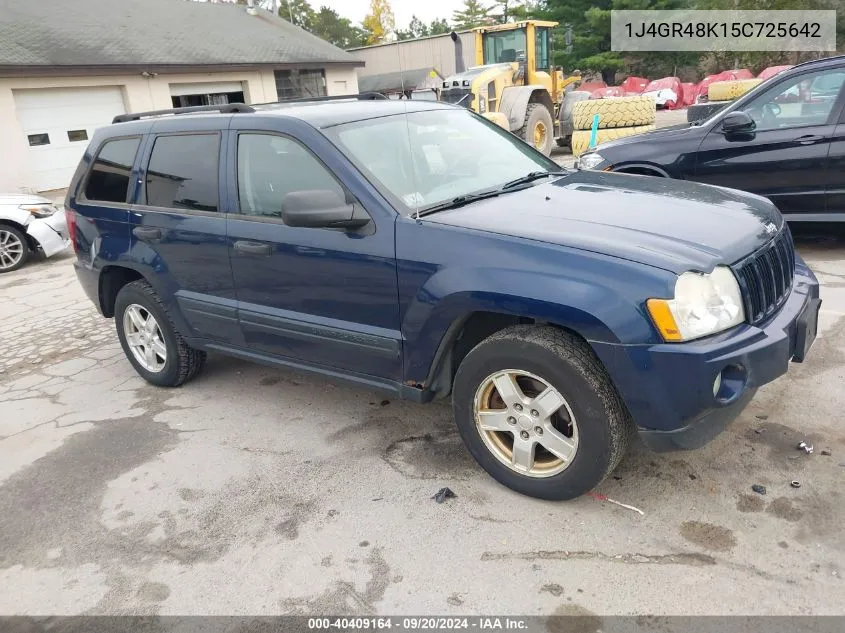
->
571, 96, 656, 131
517, 103, 554, 156
687, 101, 731, 122
560, 91, 592, 125
707, 79, 762, 102
571, 125, 655, 157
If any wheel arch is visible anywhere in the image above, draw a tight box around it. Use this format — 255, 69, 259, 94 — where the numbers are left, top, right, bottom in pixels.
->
499, 85, 553, 132
98, 264, 145, 317
415, 305, 616, 401
0, 218, 39, 253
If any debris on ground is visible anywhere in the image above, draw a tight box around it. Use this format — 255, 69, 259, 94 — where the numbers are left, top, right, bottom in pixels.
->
755, 414, 769, 420
752, 484, 767, 495
432, 487, 457, 503
798, 441, 814, 454
586, 492, 645, 515
790, 481, 801, 489
754, 428, 765, 434
821, 449, 832, 456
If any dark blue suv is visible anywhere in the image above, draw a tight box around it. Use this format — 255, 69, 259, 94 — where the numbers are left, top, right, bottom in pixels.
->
67, 97, 820, 500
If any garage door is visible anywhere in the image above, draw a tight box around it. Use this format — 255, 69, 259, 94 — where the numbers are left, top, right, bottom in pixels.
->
13, 87, 126, 191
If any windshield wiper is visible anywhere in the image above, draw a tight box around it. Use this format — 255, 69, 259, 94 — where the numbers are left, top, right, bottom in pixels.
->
415, 189, 503, 217
500, 170, 567, 190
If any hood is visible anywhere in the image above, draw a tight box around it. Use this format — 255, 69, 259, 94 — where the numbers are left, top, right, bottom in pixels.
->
0, 193, 53, 206
425, 171, 782, 274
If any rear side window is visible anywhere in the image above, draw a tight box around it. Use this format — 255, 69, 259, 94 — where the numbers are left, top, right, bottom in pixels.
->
84, 137, 141, 203
145, 134, 219, 212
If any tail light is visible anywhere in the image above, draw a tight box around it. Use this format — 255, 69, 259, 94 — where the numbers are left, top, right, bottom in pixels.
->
65, 207, 79, 252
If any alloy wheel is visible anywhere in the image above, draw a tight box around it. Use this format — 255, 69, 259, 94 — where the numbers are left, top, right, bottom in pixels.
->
0, 229, 25, 270
123, 304, 167, 373
473, 369, 579, 477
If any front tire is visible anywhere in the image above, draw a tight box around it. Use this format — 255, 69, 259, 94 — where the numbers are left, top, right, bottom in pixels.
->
0, 225, 29, 273
114, 280, 206, 387
519, 104, 554, 156
452, 325, 631, 500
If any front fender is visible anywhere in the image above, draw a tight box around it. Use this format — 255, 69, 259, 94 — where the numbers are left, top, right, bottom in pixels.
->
401, 265, 656, 385
499, 85, 551, 131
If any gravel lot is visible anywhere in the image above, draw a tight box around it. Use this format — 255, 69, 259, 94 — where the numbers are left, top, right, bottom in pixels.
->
1, 189, 844, 615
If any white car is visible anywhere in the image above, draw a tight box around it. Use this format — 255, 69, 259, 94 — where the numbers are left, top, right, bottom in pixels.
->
641, 88, 678, 109
0, 194, 70, 273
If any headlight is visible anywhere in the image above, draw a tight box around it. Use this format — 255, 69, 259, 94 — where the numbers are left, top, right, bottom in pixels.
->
646, 266, 745, 342
478, 95, 487, 113
578, 153, 606, 170
19, 204, 57, 218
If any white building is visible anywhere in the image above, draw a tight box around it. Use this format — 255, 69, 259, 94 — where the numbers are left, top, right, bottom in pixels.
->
0, 0, 362, 193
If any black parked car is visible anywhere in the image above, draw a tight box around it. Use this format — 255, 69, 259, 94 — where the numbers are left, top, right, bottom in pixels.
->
577, 55, 845, 222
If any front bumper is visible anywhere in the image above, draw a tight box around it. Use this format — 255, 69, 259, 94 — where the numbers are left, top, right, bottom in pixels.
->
27, 208, 70, 258
592, 257, 820, 451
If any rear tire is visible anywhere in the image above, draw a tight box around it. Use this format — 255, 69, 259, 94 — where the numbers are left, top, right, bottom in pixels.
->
115, 280, 206, 387
452, 325, 631, 500
0, 225, 30, 273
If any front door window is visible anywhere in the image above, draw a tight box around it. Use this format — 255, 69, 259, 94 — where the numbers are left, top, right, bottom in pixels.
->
740, 69, 845, 131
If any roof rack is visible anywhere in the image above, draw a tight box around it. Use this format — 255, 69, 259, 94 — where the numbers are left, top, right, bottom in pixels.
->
278, 92, 389, 103
251, 92, 389, 108
112, 103, 255, 124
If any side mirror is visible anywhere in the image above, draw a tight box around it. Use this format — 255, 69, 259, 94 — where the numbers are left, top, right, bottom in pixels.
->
721, 111, 755, 134
281, 189, 370, 230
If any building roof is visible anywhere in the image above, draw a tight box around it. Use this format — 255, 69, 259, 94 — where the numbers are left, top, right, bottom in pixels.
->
347, 30, 472, 52
358, 68, 443, 93
0, 0, 362, 73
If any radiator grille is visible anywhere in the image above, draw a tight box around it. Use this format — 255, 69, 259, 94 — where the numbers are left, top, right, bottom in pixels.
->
732, 226, 795, 324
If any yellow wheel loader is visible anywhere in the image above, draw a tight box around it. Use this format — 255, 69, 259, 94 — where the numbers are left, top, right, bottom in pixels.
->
439, 20, 581, 156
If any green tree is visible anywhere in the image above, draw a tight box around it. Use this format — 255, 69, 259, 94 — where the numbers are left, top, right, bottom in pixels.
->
277, 0, 315, 29
396, 15, 453, 40
452, 0, 491, 30
362, 0, 396, 44
694, 0, 843, 71
428, 18, 452, 35
509, 0, 540, 21
396, 15, 428, 40
542, 0, 696, 84
311, 6, 368, 48
491, 0, 523, 23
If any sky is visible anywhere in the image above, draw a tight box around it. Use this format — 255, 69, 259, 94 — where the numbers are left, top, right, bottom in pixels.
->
317, 0, 461, 29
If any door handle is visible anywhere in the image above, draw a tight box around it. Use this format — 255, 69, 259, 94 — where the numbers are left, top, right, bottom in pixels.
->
794, 134, 824, 145
132, 226, 162, 240
234, 240, 272, 256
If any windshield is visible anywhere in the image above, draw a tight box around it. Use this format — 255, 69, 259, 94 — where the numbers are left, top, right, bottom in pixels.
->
323, 108, 558, 214
483, 28, 528, 65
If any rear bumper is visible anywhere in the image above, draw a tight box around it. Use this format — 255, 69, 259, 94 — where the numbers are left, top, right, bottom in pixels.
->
593, 258, 820, 451
74, 261, 103, 315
